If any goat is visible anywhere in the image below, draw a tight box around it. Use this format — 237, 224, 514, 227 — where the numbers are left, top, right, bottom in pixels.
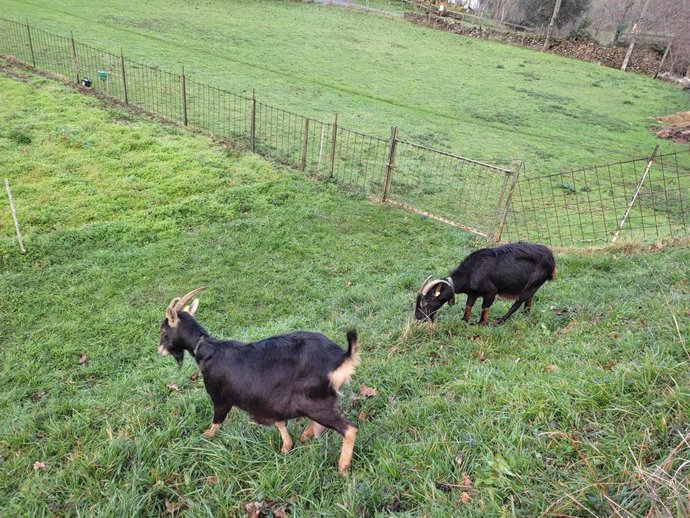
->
414, 242, 556, 325
157, 287, 360, 475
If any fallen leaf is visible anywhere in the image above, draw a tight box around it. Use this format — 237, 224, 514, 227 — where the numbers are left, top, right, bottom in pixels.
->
273, 505, 288, 518
33, 461, 46, 470
592, 314, 602, 324
164, 499, 178, 514
244, 502, 263, 518
358, 410, 368, 422
458, 492, 471, 504
28, 391, 47, 402
346, 281, 353, 287
205, 475, 217, 485
166, 383, 179, 392
454, 454, 463, 465
389, 346, 398, 354
462, 472, 472, 487
609, 332, 619, 340
78, 355, 88, 365
359, 384, 377, 397
190, 371, 198, 381
436, 481, 454, 492
545, 364, 558, 373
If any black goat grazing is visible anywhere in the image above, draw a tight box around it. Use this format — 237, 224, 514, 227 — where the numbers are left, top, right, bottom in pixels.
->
157, 287, 360, 475
415, 242, 556, 325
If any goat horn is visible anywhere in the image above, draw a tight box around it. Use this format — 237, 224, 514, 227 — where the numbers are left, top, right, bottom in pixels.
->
421, 279, 450, 297
171, 286, 208, 312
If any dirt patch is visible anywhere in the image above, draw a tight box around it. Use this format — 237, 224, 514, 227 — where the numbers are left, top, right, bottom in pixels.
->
652, 111, 690, 144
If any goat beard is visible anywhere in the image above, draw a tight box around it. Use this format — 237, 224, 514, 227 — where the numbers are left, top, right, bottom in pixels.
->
172, 349, 185, 367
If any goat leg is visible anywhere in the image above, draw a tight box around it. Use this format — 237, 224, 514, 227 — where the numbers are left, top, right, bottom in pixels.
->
275, 421, 293, 453
300, 420, 327, 443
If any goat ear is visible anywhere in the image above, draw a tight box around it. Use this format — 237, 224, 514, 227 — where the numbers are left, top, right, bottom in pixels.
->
166, 306, 179, 327
184, 298, 200, 316
448, 295, 456, 306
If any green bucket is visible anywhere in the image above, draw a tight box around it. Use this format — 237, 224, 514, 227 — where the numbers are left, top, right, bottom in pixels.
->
97, 70, 109, 81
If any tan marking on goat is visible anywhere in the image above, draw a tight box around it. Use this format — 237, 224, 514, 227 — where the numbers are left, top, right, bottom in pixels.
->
499, 293, 520, 301
202, 423, 220, 438
157, 344, 169, 356
479, 308, 490, 326
328, 352, 360, 394
275, 421, 293, 453
338, 425, 357, 475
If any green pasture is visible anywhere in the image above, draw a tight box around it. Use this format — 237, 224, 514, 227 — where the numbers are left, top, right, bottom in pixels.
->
1, 62, 689, 517
0, 0, 688, 175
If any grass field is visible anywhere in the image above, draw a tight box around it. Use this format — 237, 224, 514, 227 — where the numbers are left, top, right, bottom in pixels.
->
1, 0, 688, 175
1, 62, 690, 517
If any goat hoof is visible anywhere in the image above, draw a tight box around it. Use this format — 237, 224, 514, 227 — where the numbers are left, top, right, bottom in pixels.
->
280, 442, 294, 454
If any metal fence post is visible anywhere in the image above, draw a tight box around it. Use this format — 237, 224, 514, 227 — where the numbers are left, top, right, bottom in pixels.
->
250, 89, 256, 151
70, 32, 79, 83
382, 126, 398, 202
328, 113, 338, 178
26, 21, 36, 68
492, 160, 522, 243
120, 48, 128, 104
180, 66, 188, 126
300, 117, 309, 171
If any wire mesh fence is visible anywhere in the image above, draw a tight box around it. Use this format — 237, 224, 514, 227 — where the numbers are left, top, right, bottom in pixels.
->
389, 139, 520, 237
1, 16, 689, 248
503, 148, 690, 246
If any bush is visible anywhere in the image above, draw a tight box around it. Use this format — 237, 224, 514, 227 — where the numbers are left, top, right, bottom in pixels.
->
568, 18, 592, 41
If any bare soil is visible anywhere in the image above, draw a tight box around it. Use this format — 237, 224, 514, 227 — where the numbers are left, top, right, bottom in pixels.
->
653, 111, 690, 144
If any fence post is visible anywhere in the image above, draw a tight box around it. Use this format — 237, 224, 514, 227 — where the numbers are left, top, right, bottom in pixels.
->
26, 20, 36, 68
70, 32, 79, 83
492, 160, 522, 243
180, 66, 188, 126
300, 117, 309, 171
382, 126, 398, 202
250, 89, 256, 151
611, 145, 659, 244
120, 48, 128, 104
328, 113, 338, 178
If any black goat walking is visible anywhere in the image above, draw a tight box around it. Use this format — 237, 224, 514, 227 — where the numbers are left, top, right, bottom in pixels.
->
157, 287, 360, 475
415, 242, 556, 325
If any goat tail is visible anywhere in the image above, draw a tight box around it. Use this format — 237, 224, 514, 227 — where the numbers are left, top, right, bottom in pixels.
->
346, 329, 360, 366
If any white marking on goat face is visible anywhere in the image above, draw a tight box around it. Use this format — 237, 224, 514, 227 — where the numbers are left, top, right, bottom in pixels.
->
158, 344, 170, 356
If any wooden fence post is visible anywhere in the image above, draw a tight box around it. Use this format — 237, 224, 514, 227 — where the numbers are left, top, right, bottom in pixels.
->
300, 117, 309, 171
328, 113, 338, 178
611, 145, 659, 243
382, 126, 398, 202
5, 179, 26, 253
180, 66, 188, 126
653, 41, 671, 79
492, 161, 522, 243
70, 32, 79, 83
26, 20, 36, 68
120, 48, 128, 104
250, 89, 256, 151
